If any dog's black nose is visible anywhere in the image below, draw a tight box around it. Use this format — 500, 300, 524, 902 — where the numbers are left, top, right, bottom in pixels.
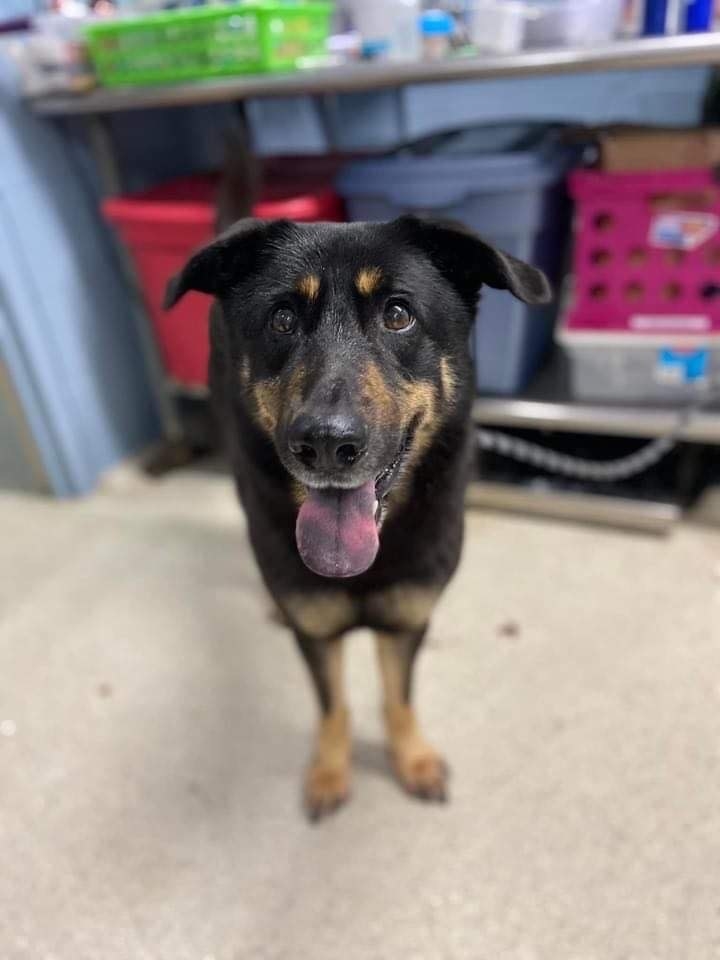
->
288, 412, 368, 472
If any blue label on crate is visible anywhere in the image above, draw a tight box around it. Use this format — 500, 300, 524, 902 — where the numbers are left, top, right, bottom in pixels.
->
649, 211, 719, 250
655, 347, 709, 384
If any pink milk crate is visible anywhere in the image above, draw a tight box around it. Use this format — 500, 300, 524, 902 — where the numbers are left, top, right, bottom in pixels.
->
559, 168, 720, 403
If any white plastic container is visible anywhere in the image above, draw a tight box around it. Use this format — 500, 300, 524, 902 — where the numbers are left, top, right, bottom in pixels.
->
388, 0, 422, 61
524, 0, 623, 48
470, 1, 528, 54
346, 0, 422, 60
558, 327, 720, 402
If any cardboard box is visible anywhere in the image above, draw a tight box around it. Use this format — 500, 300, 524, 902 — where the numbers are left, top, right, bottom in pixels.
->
597, 127, 720, 172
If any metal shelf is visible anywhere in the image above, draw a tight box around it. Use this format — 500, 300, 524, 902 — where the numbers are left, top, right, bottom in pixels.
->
466, 481, 679, 533
473, 356, 720, 444
473, 396, 720, 443
27, 33, 720, 117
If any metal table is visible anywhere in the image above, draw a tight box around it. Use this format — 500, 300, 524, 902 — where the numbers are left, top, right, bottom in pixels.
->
472, 356, 719, 532
27, 33, 720, 115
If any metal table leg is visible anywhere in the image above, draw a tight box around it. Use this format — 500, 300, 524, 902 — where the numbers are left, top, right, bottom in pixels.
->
85, 113, 184, 445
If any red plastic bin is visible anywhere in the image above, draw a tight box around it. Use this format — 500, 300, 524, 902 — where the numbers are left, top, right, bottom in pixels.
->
104, 175, 345, 387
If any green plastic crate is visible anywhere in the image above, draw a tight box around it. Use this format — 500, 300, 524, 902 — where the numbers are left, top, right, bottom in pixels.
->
85, 2, 333, 87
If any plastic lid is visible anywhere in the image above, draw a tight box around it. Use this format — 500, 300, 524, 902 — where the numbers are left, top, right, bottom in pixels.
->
395, 123, 560, 158
336, 135, 573, 208
420, 9, 454, 35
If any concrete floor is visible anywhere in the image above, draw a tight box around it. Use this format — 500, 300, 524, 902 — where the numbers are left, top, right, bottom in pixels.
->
1, 466, 720, 960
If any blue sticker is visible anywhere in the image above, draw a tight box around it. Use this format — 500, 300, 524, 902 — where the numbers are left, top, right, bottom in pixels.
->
656, 347, 709, 384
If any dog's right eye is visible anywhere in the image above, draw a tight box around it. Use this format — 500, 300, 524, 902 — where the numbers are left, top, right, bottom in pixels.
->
270, 306, 297, 335
383, 299, 415, 333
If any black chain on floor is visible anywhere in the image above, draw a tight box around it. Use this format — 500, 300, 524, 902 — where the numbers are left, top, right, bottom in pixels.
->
477, 383, 720, 483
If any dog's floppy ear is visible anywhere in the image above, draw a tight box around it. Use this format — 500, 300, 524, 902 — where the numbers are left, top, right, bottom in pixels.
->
392, 214, 551, 309
164, 217, 276, 309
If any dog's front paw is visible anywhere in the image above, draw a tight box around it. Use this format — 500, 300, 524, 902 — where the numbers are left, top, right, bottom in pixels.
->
304, 763, 350, 822
394, 747, 449, 803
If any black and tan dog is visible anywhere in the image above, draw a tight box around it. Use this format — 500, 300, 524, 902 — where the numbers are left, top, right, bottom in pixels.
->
166, 215, 549, 819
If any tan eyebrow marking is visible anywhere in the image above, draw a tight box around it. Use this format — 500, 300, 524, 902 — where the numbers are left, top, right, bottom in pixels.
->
355, 267, 383, 296
296, 274, 321, 301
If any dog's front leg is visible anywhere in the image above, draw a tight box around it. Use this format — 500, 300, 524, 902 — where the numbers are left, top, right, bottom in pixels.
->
375, 629, 448, 802
294, 632, 351, 821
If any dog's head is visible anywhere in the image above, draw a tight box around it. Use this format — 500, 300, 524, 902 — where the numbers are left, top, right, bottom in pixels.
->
166, 216, 550, 579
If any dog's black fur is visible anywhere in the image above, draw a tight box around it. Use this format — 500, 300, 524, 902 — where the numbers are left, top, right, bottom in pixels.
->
166, 215, 549, 818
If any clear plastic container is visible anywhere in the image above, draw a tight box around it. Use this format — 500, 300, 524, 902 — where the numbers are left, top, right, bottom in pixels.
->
470, 1, 528, 54
470, 0, 622, 54
559, 326, 720, 402
524, 0, 623, 48
346, 0, 422, 61
390, 0, 422, 60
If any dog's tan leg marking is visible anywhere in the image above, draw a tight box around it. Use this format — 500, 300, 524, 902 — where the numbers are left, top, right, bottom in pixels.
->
304, 638, 352, 820
376, 631, 448, 802
281, 592, 357, 819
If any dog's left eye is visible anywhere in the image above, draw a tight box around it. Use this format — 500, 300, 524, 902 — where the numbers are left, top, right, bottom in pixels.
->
383, 300, 415, 332
270, 306, 297, 335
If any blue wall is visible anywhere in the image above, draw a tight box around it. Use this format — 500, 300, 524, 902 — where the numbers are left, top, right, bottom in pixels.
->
0, 58, 160, 496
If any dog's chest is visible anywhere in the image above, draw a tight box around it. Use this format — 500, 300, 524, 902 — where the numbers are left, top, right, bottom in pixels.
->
281, 582, 440, 639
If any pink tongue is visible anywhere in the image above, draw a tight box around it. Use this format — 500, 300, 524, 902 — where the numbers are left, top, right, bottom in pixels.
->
296, 479, 379, 578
